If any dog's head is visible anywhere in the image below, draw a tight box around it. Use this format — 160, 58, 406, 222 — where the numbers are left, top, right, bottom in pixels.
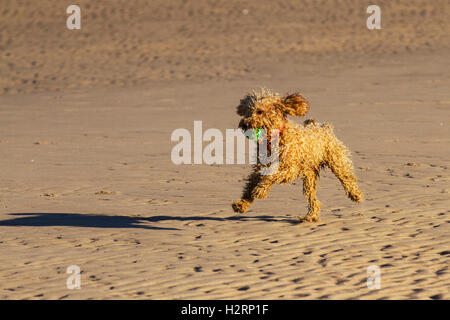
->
236, 88, 310, 133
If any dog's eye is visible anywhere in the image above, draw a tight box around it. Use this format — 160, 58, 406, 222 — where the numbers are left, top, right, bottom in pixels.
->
256, 110, 263, 115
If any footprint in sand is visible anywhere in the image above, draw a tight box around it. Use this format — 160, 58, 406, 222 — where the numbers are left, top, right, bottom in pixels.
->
34, 141, 54, 145
194, 266, 202, 272
95, 190, 114, 195
41, 193, 57, 197
147, 199, 177, 205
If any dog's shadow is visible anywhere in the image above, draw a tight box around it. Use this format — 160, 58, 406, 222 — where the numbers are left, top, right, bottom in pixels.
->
0, 212, 300, 230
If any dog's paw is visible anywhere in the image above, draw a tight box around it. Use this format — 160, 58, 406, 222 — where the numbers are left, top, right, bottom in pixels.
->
232, 199, 250, 213
349, 190, 363, 203
298, 214, 320, 223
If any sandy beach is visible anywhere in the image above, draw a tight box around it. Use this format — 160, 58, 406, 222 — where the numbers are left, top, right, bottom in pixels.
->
0, 1, 449, 299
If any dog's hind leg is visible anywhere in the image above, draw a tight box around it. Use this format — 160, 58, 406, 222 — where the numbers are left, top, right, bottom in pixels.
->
299, 170, 321, 222
326, 142, 363, 203
232, 171, 275, 213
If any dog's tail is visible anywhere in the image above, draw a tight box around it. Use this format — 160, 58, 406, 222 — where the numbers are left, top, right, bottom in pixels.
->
303, 119, 334, 131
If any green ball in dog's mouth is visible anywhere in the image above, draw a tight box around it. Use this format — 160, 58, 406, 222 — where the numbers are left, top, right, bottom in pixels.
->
253, 128, 262, 141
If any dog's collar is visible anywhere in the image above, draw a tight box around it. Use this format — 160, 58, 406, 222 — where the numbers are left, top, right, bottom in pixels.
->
266, 121, 286, 151
253, 121, 286, 143
271, 121, 286, 138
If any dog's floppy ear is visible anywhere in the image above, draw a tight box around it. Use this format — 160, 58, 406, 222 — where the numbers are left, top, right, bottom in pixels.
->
279, 93, 310, 117
236, 102, 247, 116
236, 96, 251, 116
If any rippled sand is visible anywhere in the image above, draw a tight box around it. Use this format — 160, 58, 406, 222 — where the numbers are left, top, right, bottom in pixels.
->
0, 1, 449, 299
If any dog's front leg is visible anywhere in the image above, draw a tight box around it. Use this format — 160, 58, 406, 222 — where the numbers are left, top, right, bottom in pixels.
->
232, 171, 275, 213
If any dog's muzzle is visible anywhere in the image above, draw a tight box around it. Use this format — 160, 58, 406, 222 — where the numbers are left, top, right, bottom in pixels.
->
238, 119, 249, 131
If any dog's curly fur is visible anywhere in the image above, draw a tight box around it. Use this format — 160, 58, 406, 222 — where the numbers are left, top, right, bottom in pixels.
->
232, 88, 363, 222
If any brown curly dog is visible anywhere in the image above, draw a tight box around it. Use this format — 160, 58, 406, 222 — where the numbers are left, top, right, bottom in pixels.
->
232, 89, 363, 222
